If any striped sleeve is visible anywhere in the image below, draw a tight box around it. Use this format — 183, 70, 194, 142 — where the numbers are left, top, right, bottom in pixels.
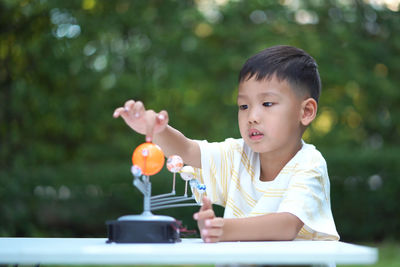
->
193, 138, 238, 207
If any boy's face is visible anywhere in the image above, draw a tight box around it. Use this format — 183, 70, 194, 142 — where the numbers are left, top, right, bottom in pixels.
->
237, 75, 305, 155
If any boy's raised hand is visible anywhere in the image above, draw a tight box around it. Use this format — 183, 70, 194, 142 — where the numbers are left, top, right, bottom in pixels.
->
113, 100, 168, 142
193, 196, 224, 243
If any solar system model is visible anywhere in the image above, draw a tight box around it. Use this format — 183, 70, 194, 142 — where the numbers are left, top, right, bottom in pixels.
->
106, 142, 206, 243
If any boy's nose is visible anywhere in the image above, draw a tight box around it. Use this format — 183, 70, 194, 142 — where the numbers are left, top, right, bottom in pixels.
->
248, 108, 261, 124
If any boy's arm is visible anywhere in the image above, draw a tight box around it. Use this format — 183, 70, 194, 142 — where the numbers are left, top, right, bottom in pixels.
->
221, 212, 303, 241
194, 197, 303, 242
153, 125, 201, 168
113, 100, 201, 168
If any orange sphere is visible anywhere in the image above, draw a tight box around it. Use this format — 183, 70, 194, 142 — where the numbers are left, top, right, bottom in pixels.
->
132, 142, 165, 176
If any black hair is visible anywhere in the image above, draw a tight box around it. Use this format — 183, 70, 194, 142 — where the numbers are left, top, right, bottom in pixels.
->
238, 45, 321, 103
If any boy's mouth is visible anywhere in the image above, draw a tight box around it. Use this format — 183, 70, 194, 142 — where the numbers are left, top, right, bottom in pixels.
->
249, 129, 264, 140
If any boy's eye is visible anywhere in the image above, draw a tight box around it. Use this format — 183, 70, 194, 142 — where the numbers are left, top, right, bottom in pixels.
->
263, 102, 273, 107
239, 105, 248, 110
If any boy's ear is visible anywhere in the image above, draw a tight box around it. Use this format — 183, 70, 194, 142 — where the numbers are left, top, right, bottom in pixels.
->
300, 98, 318, 126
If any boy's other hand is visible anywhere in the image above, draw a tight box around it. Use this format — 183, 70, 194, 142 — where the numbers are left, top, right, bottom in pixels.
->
193, 196, 224, 243
113, 100, 168, 142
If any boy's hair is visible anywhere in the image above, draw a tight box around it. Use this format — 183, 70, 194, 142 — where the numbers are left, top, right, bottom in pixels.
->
239, 45, 321, 103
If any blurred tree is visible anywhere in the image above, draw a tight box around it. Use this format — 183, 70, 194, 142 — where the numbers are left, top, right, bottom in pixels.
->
0, 0, 399, 241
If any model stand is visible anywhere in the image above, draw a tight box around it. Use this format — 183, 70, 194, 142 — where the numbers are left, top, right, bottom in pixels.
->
107, 142, 206, 243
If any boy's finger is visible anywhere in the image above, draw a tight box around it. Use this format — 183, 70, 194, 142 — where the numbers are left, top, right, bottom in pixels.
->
200, 196, 212, 211
156, 110, 169, 125
205, 217, 224, 228
145, 110, 157, 142
201, 227, 223, 238
132, 101, 145, 119
193, 209, 215, 221
203, 236, 219, 243
113, 107, 126, 118
124, 100, 135, 111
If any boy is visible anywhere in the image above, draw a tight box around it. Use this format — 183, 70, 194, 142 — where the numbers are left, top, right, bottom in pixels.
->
113, 45, 340, 242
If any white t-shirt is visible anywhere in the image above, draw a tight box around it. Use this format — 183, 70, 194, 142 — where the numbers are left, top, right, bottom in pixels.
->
192, 138, 339, 241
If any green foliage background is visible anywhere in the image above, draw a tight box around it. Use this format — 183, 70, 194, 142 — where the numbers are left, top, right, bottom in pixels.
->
1, 0, 399, 242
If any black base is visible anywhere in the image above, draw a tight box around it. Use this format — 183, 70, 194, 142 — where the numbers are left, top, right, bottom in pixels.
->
106, 218, 180, 243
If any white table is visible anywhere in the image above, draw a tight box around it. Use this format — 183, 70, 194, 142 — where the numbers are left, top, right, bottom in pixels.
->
0, 237, 377, 266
